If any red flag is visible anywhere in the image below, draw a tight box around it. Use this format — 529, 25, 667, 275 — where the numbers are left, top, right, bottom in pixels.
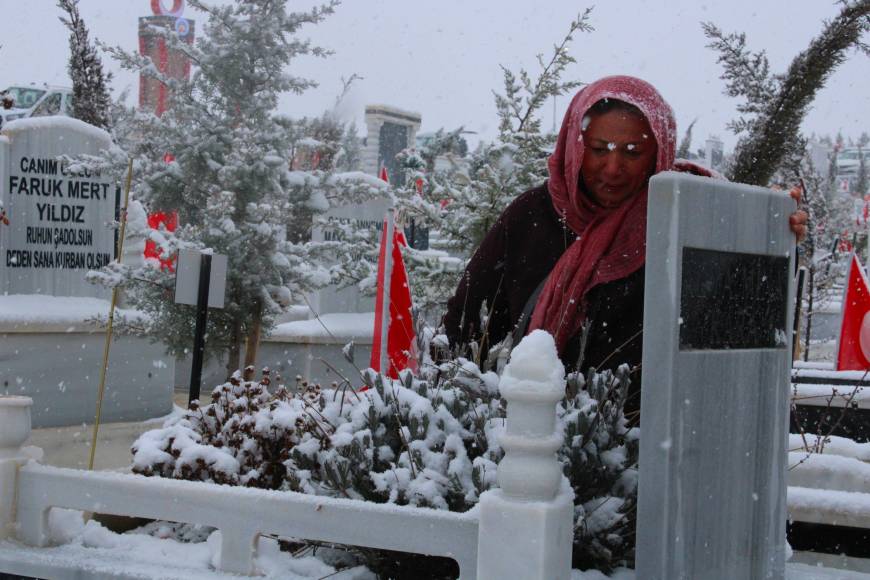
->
836, 254, 870, 370
370, 212, 417, 379
379, 166, 390, 184
144, 211, 178, 272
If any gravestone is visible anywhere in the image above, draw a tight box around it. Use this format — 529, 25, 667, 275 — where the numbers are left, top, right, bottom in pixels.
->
636, 172, 795, 579
309, 104, 420, 316
0, 118, 116, 298
0, 117, 174, 428
309, 197, 391, 315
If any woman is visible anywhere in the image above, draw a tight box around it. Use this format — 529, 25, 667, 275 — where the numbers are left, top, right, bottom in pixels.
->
442, 76, 806, 418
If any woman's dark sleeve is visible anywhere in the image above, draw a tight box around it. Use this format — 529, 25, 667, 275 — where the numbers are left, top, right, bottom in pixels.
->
442, 214, 510, 350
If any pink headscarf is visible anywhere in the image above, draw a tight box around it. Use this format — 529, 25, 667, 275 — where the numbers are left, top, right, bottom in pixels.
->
528, 76, 677, 354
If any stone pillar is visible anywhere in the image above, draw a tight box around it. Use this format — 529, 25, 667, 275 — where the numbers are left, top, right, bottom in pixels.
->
477, 330, 573, 580
636, 172, 794, 579
0, 396, 32, 540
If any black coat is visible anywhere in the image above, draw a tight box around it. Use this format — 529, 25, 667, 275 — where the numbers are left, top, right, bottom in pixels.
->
442, 183, 644, 417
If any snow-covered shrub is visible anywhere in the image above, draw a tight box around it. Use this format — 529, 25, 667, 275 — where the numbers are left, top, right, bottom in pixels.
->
561, 365, 638, 572
133, 347, 637, 576
134, 360, 503, 501
132, 367, 321, 489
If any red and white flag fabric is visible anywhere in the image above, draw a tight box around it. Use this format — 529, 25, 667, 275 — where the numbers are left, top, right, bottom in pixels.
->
370, 210, 418, 379
835, 254, 870, 370
144, 210, 178, 272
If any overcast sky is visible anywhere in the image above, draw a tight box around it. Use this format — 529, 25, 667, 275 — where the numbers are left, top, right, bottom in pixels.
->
0, 1, 867, 152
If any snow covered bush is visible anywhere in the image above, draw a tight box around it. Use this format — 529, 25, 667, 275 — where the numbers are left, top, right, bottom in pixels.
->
134, 360, 503, 499
133, 345, 638, 576
562, 365, 639, 572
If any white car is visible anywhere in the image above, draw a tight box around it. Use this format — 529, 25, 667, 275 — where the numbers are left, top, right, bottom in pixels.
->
0, 85, 74, 128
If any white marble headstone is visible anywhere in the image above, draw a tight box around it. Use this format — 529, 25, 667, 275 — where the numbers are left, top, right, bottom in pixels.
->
0, 118, 115, 298
310, 197, 391, 315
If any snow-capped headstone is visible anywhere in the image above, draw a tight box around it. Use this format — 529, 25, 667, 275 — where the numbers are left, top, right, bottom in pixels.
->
309, 104, 420, 316
0, 117, 116, 298
309, 195, 390, 315
637, 172, 794, 579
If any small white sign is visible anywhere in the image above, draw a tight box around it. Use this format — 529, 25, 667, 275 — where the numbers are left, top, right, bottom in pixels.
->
174, 249, 227, 308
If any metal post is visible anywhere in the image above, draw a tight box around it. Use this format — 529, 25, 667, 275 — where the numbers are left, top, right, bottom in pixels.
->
793, 267, 807, 360
188, 253, 212, 407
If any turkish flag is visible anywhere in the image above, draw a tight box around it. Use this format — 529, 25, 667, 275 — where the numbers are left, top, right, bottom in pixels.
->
144, 211, 178, 272
370, 212, 417, 379
835, 254, 870, 370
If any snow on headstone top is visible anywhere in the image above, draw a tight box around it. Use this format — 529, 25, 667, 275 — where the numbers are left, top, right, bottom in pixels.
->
500, 330, 565, 400
2, 116, 111, 145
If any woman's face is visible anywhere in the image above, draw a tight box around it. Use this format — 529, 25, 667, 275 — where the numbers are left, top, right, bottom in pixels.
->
580, 109, 658, 208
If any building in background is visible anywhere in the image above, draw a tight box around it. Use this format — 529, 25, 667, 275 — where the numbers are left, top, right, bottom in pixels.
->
138, 0, 195, 116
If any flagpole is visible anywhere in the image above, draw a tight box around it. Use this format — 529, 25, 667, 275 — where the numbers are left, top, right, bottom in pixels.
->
379, 211, 395, 374
89, 158, 133, 471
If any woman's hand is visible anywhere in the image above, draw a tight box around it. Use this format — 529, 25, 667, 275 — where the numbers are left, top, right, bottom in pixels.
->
788, 185, 808, 242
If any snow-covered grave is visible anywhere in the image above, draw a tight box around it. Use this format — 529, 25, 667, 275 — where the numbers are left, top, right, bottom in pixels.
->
0, 335, 866, 578
638, 173, 795, 579
0, 118, 173, 428
791, 362, 870, 442
0, 331, 574, 579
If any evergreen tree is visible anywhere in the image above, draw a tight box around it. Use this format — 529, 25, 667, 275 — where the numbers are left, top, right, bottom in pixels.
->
857, 146, 868, 197
395, 10, 594, 317
777, 141, 854, 359
91, 0, 383, 374
676, 118, 697, 159
57, 0, 112, 129
826, 144, 840, 200
703, 0, 870, 186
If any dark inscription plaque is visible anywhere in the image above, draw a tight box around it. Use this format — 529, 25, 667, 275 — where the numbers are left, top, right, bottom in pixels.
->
679, 247, 789, 350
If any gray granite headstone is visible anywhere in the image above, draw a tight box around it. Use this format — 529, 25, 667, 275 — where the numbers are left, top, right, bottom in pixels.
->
310, 198, 390, 314
636, 172, 794, 580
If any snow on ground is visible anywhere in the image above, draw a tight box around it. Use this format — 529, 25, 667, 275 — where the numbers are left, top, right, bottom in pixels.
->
270, 312, 374, 343
789, 433, 870, 462
0, 508, 373, 580
1, 509, 867, 580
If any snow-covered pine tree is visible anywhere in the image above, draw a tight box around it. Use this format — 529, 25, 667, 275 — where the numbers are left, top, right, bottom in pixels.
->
857, 146, 868, 198
394, 10, 593, 318
561, 365, 638, 572
92, 0, 384, 374
703, 0, 870, 186
676, 118, 697, 160
775, 142, 853, 360
57, 0, 112, 130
